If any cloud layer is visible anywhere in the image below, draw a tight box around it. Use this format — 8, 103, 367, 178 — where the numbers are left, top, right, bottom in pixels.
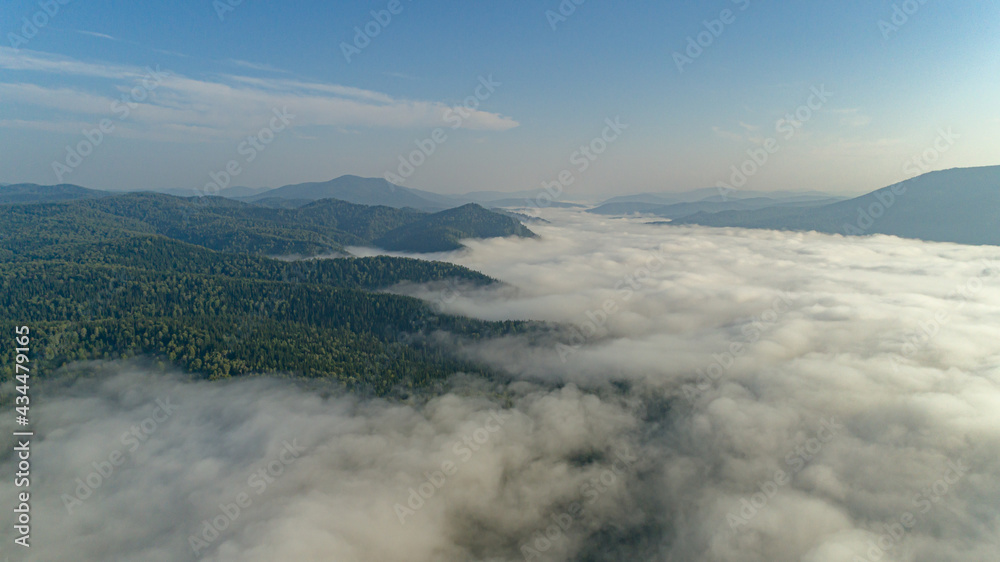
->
0, 48, 519, 142
3, 212, 1000, 561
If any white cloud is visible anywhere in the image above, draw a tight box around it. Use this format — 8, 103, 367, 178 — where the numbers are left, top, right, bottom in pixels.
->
225, 59, 289, 73
0, 48, 520, 141
75, 30, 117, 41
0, 118, 95, 133
831, 108, 872, 128
712, 126, 745, 142
4, 212, 998, 561
0, 83, 120, 115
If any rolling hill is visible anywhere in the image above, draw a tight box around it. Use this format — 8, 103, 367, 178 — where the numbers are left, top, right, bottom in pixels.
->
670, 166, 1000, 246
1, 191, 535, 256
0, 200, 531, 392
374, 203, 538, 252
244, 176, 594, 209
246, 175, 454, 210
0, 183, 109, 204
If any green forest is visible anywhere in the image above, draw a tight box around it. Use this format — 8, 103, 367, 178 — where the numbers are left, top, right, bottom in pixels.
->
0, 193, 542, 395
0, 190, 535, 256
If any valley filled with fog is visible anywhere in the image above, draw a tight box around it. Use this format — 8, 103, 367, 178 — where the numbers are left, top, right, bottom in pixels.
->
3, 210, 999, 561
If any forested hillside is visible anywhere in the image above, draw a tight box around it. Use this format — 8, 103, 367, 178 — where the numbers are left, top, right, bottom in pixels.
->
0, 197, 539, 395
0, 189, 535, 255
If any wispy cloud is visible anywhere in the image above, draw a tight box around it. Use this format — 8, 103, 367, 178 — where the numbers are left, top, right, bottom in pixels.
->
0, 118, 95, 134
712, 126, 745, 142
0, 47, 141, 79
831, 108, 871, 128
224, 75, 397, 104
0, 48, 520, 141
226, 59, 289, 73
152, 48, 190, 58
75, 30, 117, 41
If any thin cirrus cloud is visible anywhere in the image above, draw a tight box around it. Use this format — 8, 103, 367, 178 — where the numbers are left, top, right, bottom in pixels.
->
832, 108, 872, 129
0, 47, 520, 141
74, 30, 118, 41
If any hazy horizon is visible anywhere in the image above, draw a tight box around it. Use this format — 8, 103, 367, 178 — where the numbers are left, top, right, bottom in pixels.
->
15, 165, 1000, 203
2, 1, 998, 198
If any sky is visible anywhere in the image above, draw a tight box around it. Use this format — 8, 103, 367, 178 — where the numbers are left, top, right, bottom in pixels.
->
0, 0, 998, 198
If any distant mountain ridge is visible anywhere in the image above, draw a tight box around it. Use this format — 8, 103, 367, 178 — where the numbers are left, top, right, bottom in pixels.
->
0, 183, 110, 204
374, 203, 537, 252
245, 175, 589, 210
2, 191, 536, 255
671, 166, 1000, 246
588, 196, 843, 218
246, 175, 455, 211
599, 188, 842, 206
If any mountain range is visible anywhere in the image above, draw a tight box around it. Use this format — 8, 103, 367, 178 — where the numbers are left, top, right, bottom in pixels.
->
588, 196, 845, 218
669, 166, 1000, 246
243, 176, 456, 210
0, 195, 534, 392
4, 166, 997, 247
0, 190, 536, 255
0, 183, 111, 204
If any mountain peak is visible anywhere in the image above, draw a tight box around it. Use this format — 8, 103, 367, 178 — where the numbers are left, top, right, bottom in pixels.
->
672, 165, 1000, 246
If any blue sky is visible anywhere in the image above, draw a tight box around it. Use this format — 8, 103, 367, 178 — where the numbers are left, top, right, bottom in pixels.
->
1, 0, 997, 198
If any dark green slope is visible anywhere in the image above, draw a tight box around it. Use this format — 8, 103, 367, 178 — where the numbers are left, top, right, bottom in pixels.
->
0, 259, 521, 390
376, 203, 538, 252
0, 183, 109, 204
293, 198, 424, 242
0, 189, 540, 392
0, 198, 534, 394
1, 233, 496, 290
1, 191, 535, 256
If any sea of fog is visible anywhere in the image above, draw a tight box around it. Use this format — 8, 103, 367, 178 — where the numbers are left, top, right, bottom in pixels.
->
3, 210, 999, 561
